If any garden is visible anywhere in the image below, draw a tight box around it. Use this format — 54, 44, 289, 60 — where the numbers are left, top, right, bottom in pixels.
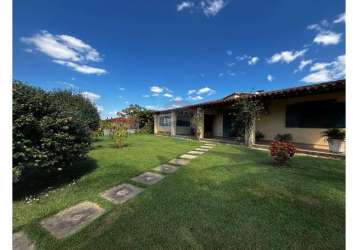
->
13, 82, 345, 249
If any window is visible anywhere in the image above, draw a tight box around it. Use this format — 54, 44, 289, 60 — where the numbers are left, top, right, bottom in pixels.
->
286, 99, 345, 128
177, 120, 190, 127
159, 115, 171, 126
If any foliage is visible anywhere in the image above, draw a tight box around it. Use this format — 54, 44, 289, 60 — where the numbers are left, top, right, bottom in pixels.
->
269, 140, 296, 165
121, 104, 154, 132
114, 127, 128, 148
255, 131, 265, 141
274, 133, 293, 142
190, 110, 204, 139
321, 128, 345, 140
13, 81, 98, 184
231, 98, 265, 145
49, 90, 100, 130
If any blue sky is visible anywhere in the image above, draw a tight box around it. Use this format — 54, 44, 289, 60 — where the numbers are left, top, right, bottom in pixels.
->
13, 0, 345, 118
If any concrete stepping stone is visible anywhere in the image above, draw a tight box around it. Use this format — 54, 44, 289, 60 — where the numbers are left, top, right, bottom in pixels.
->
131, 172, 165, 185
200, 145, 213, 149
204, 143, 216, 146
40, 201, 105, 239
13, 231, 35, 250
187, 150, 205, 155
101, 183, 143, 204
195, 148, 209, 152
180, 154, 198, 160
153, 164, 179, 173
168, 158, 191, 166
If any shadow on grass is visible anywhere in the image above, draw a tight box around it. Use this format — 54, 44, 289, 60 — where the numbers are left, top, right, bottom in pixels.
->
13, 157, 98, 201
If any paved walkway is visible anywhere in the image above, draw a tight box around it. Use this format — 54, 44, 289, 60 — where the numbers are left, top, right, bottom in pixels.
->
14, 143, 217, 248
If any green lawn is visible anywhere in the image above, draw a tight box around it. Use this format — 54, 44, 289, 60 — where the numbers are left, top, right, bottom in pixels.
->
14, 134, 345, 249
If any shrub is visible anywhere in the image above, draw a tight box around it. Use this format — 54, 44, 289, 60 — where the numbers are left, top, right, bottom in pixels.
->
274, 133, 293, 142
114, 127, 128, 148
13, 81, 98, 184
269, 140, 296, 165
321, 128, 345, 140
255, 131, 265, 141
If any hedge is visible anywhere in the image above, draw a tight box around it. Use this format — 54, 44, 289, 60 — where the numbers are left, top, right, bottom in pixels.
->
13, 81, 100, 184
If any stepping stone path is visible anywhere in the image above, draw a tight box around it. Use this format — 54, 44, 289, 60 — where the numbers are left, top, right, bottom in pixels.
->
180, 154, 198, 160
13, 231, 35, 250
131, 172, 165, 185
101, 183, 143, 204
29, 142, 218, 245
187, 150, 205, 155
153, 164, 179, 173
40, 201, 105, 239
168, 158, 191, 166
195, 148, 209, 152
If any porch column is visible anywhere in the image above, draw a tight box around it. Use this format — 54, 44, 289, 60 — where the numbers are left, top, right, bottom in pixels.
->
153, 114, 159, 134
170, 111, 177, 136
197, 108, 204, 139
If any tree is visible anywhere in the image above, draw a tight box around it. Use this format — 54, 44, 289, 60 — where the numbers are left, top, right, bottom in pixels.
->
120, 104, 153, 133
230, 98, 265, 146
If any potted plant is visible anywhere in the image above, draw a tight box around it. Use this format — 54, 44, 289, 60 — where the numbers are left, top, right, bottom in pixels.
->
321, 128, 345, 153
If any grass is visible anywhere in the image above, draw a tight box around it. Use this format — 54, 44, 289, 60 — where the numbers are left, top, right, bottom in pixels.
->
13, 134, 345, 249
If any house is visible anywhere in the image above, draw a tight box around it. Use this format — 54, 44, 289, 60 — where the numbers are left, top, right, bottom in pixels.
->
153, 79, 345, 151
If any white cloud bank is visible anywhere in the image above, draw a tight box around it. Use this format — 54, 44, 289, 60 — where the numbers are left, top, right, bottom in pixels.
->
21, 30, 106, 75
334, 13, 345, 24
268, 49, 307, 64
313, 31, 342, 45
177, 0, 227, 17
177, 1, 194, 11
267, 74, 273, 82
301, 55, 345, 83
81, 91, 101, 103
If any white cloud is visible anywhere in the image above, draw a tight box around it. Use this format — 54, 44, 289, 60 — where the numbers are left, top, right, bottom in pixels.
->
197, 87, 215, 95
268, 49, 307, 64
150, 86, 164, 93
177, 1, 194, 11
21, 31, 102, 62
267, 74, 273, 82
201, 0, 226, 17
53, 60, 106, 75
295, 59, 313, 73
81, 91, 101, 103
218, 72, 224, 77
163, 93, 173, 98
226, 50, 233, 56
119, 87, 125, 91
334, 13, 345, 23
227, 62, 236, 67
22, 30, 106, 74
310, 62, 331, 72
236, 55, 248, 61
248, 56, 259, 65
301, 54, 345, 83
188, 89, 196, 95
313, 31, 341, 45
142, 94, 150, 98
173, 96, 183, 101
188, 95, 203, 101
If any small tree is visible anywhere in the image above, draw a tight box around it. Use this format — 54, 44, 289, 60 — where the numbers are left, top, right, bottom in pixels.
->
231, 98, 265, 146
114, 127, 128, 148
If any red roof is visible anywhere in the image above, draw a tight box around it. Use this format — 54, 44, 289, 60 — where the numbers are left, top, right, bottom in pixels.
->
106, 117, 129, 123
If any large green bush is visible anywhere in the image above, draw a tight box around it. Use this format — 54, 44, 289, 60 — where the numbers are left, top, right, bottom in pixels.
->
13, 81, 99, 184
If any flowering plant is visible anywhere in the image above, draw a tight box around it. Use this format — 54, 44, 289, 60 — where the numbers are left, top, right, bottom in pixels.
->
269, 140, 296, 165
